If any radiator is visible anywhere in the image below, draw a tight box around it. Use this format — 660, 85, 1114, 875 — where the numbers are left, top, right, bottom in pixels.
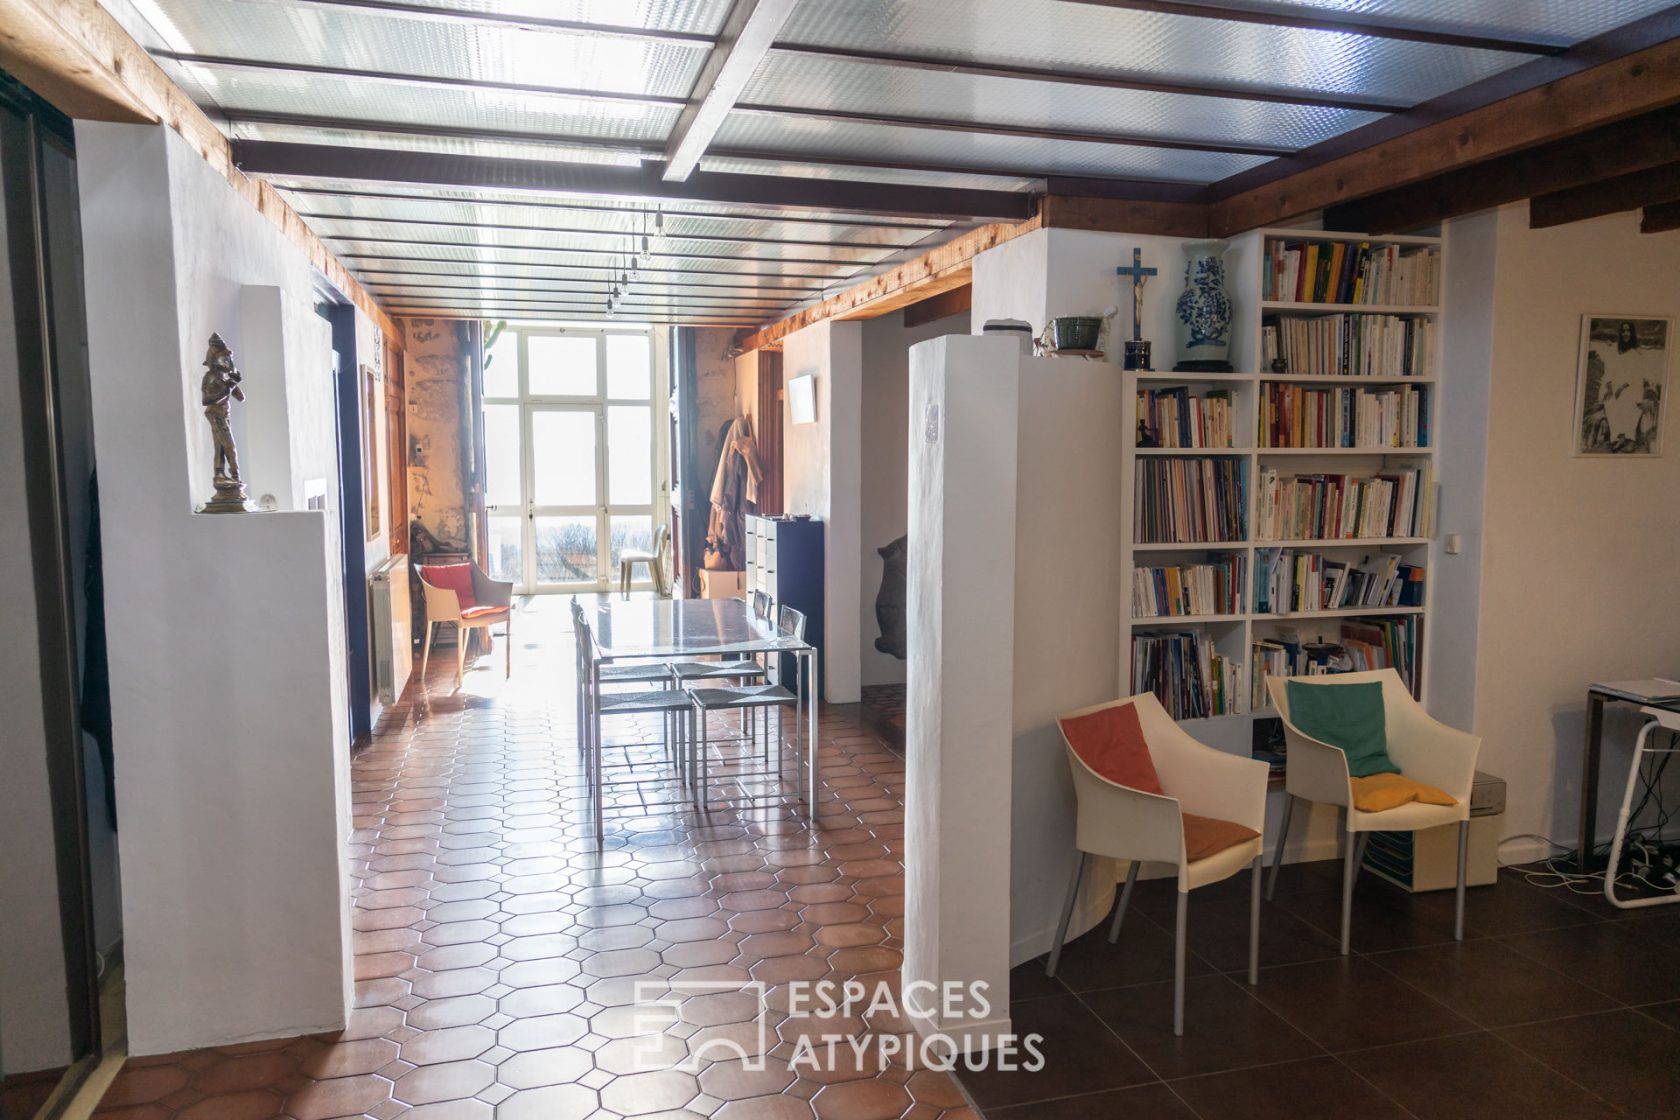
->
370, 557, 412, 704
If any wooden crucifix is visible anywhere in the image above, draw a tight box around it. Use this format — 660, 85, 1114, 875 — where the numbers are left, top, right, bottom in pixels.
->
1116, 247, 1158, 370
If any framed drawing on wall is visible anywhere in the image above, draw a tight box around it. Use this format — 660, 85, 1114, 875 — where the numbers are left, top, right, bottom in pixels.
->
1573, 315, 1670, 457
363, 363, 381, 538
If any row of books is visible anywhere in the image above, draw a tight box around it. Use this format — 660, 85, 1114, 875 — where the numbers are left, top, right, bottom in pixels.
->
1254, 550, 1424, 614
1132, 630, 1244, 719
1254, 465, 1434, 541
1132, 553, 1247, 619
1260, 383, 1430, 449
1137, 387, 1235, 449
1249, 617, 1421, 708
1260, 313, 1434, 378
1263, 239, 1439, 307
1134, 457, 1248, 544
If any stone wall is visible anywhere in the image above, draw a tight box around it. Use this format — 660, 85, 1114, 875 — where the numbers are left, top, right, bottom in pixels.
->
400, 317, 472, 549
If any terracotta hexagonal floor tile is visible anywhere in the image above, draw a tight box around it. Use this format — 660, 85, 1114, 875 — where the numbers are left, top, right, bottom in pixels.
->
98, 1065, 191, 1107
397, 1024, 495, 1067
392, 1058, 495, 1104
493, 1082, 598, 1120
174, 1090, 283, 1120
714, 1094, 818, 1120
812, 1078, 911, 1120
283, 1073, 394, 1120
600, 1069, 701, 1115
299, 1037, 400, 1079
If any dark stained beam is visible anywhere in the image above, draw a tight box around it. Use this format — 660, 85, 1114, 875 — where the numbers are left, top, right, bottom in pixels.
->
732, 103, 1294, 158
288, 0, 717, 45
1641, 199, 1680, 232
230, 139, 1039, 221
768, 43, 1404, 113
1216, 7, 1680, 225
901, 285, 972, 329
1323, 107, 1680, 233
272, 184, 950, 232
296, 210, 906, 252
1213, 30, 1680, 235
663, 0, 799, 181
339, 252, 843, 282
1061, 1, 1561, 54
349, 266, 822, 293
322, 232, 865, 270
156, 52, 686, 106
1530, 162, 1680, 229
1039, 194, 1211, 238
223, 110, 663, 160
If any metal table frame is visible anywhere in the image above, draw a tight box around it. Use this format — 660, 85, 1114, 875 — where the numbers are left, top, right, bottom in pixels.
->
1577, 686, 1680, 872
589, 599, 820, 818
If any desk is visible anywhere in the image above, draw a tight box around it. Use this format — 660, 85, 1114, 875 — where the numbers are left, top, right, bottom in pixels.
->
1578, 686, 1680, 872
593, 598, 819, 810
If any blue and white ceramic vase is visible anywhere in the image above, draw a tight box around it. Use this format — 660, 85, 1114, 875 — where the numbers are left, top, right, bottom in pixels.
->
1173, 239, 1234, 371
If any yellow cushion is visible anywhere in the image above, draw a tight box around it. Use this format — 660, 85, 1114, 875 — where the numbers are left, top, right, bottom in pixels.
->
1350, 772, 1457, 813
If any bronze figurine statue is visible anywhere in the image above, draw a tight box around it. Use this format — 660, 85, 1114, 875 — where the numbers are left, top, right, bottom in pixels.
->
200, 333, 256, 513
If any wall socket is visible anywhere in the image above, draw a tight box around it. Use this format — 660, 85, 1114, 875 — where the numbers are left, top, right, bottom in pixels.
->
1445, 533, 1462, 555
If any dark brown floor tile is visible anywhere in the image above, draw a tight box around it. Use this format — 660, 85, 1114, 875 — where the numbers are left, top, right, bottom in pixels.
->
1080, 973, 1322, 1080
1273, 880, 1458, 955
1340, 1032, 1623, 1120
1365, 939, 1618, 1028
1498, 921, 1680, 1005
1408, 871, 1604, 937
1168, 1055, 1410, 1120
1247, 957, 1477, 1052
1499, 1008, 1680, 1119
1035, 919, 1218, 995
983, 1082, 1196, 1120
1006, 962, 1068, 1004
1636, 999, 1680, 1032
951, 995, 1154, 1110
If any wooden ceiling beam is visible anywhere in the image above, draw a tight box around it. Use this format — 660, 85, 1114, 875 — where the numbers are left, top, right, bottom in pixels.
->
0, 0, 156, 122
1323, 106, 1680, 233
1530, 161, 1680, 229
1212, 35, 1680, 236
1642, 199, 1680, 233
735, 217, 1042, 352
1038, 194, 1211, 238
901, 285, 973, 330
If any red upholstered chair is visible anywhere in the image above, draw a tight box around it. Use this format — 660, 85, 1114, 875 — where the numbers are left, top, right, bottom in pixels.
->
417, 562, 513, 686
1048, 692, 1269, 1036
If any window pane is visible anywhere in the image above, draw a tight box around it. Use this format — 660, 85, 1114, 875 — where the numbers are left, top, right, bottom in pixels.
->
607, 405, 652, 505
535, 516, 597, 583
528, 334, 597, 395
483, 323, 518, 398
483, 403, 521, 507
532, 409, 597, 506
610, 515, 653, 576
606, 333, 652, 399
487, 516, 523, 585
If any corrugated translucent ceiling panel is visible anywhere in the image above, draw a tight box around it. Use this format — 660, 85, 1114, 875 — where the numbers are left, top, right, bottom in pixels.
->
226, 119, 654, 167
697, 155, 1040, 193
713, 115, 1268, 184
373, 0, 734, 37
743, 54, 1382, 150
184, 63, 679, 140
328, 240, 858, 280
777, 0, 1538, 104
1224, 1, 1678, 43
131, 0, 709, 98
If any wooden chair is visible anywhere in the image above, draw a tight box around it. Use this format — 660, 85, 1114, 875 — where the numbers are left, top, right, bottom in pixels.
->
417, 561, 512, 686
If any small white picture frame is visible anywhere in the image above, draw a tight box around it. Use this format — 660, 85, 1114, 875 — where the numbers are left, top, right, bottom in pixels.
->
788, 373, 817, 425
1572, 314, 1670, 457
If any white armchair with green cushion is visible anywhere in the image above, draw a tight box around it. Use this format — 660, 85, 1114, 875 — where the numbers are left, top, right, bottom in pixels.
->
1264, 668, 1481, 954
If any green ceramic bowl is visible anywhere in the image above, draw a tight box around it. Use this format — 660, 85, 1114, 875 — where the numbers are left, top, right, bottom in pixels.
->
1048, 316, 1102, 351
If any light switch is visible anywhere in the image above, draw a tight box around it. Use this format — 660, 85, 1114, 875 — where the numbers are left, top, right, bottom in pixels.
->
1445, 533, 1462, 555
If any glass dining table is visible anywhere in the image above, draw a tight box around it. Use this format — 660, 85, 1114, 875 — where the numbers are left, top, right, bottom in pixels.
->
591, 598, 820, 812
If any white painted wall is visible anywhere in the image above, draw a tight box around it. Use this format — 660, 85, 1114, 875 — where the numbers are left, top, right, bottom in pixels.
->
0, 183, 72, 1075
905, 335, 1017, 1049
781, 319, 864, 703
1467, 204, 1680, 857
76, 121, 353, 1055
858, 308, 971, 688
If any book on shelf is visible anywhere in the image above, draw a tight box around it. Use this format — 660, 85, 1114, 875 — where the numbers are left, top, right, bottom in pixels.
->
1132, 553, 1246, 618
1133, 630, 1244, 720
1250, 616, 1422, 708
1134, 456, 1248, 544
1263, 239, 1439, 306
1137, 386, 1234, 449
1253, 549, 1424, 614
1255, 464, 1434, 540
1261, 383, 1430, 449
1260, 313, 1433, 378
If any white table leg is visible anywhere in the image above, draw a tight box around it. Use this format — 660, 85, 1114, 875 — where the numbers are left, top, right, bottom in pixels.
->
806, 649, 819, 814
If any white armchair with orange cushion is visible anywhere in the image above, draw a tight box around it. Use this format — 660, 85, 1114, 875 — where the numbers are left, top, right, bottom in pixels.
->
1264, 669, 1480, 954
417, 562, 513, 686
1047, 692, 1269, 1035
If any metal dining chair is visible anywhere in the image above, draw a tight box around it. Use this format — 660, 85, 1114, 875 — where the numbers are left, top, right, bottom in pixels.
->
685, 606, 806, 805
569, 596, 673, 753
575, 615, 693, 849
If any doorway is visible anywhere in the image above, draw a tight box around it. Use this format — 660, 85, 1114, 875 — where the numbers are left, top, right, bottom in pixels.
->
481, 325, 668, 594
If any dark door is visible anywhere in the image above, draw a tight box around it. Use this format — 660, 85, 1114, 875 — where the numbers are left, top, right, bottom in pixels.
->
323, 311, 373, 746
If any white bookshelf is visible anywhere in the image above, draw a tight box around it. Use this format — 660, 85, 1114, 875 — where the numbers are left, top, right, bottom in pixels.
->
1121, 227, 1443, 764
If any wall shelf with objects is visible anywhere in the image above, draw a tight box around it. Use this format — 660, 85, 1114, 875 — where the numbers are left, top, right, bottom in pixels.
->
1120, 228, 1443, 772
